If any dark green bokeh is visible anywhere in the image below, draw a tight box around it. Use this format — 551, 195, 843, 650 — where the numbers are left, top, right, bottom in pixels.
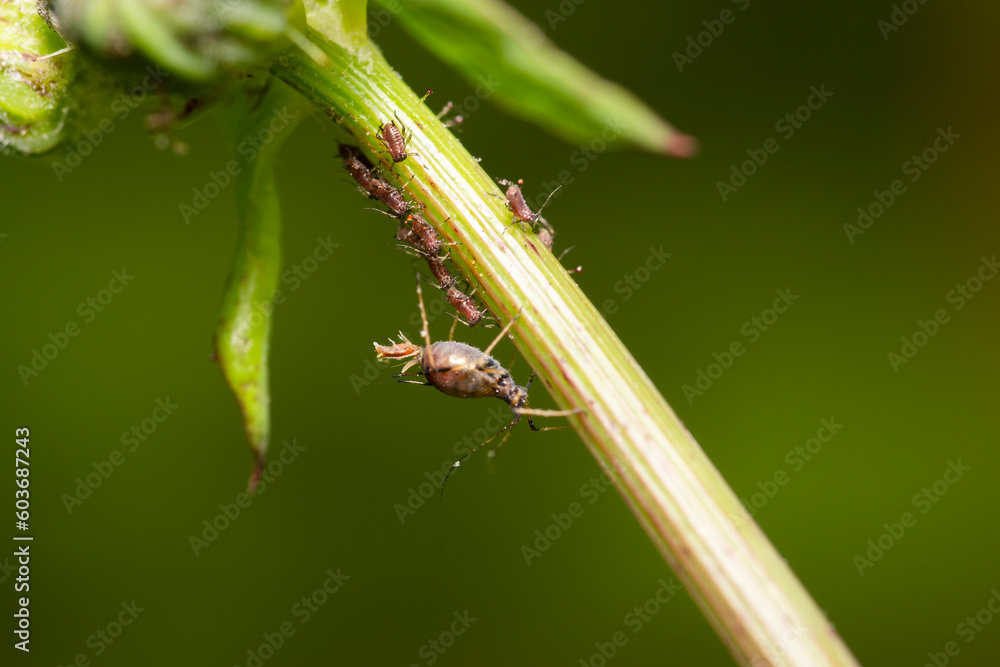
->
2, 1, 999, 665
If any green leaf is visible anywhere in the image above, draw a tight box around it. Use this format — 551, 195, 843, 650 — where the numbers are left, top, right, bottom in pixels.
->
51, 0, 292, 81
214, 79, 308, 492
373, 0, 695, 156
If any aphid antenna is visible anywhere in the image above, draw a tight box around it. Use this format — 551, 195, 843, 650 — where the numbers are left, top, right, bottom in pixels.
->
439, 418, 520, 503
482, 309, 523, 357
533, 185, 562, 222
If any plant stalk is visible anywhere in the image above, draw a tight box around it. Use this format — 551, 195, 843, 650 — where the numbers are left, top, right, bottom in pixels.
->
271, 30, 858, 667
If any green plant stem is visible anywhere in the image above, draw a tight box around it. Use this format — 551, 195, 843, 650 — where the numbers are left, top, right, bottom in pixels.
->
271, 30, 859, 667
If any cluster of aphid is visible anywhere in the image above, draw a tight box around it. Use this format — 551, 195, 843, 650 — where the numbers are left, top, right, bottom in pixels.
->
339, 108, 582, 495
339, 141, 488, 327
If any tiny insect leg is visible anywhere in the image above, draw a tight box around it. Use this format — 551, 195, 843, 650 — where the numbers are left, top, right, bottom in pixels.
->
440, 413, 521, 501
516, 372, 584, 430
412, 272, 437, 372
482, 309, 523, 357
414, 273, 433, 349
534, 185, 562, 225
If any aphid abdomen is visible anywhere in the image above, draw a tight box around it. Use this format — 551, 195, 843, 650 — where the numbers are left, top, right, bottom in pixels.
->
424, 342, 501, 399
380, 120, 408, 162
505, 184, 533, 223
407, 213, 440, 254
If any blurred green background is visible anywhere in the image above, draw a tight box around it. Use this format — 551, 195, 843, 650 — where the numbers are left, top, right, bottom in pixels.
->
3, 1, 999, 665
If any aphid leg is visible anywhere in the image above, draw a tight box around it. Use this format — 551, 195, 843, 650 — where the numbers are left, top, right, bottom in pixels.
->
516, 373, 584, 430
557, 245, 576, 262
411, 273, 440, 374
392, 374, 434, 387
534, 185, 561, 222
440, 414, 520, 501
482, 309, 523, 357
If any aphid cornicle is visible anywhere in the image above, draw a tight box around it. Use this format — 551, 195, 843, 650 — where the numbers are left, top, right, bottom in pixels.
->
374, 277, 581, 491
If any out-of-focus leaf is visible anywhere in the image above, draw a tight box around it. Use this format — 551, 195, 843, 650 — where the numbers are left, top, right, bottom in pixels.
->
373, 0, 696, 156
214, 79, 308, 492
302, 0, 370, 50
0, 1, 75, 155
51, 0, 292, 81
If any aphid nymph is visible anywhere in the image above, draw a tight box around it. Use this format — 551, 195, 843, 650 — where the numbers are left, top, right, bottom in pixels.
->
377, 115, 412, 163
496, 178, 560, 240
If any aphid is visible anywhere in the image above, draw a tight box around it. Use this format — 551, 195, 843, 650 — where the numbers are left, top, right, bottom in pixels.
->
340, 144, 376, 194
497, 179, 560, 232
405, 213, 441, 255
444, 283, 488, 327
414, 249, 488, 327
425, 254, 452, 285
374, 277, 581, 490
377, 116, 412, 163
536, 226, 555, 252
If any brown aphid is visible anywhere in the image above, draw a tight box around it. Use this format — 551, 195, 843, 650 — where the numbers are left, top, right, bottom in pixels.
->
378, 117, 411, 163
425, 255, 452, 285
406, 213, 441, 255
374, 277, 581, 491
340, 144, 377, 194
536, 226, 554, 252
444, 284, 487, 327
497, 178, 560, 238
365, 178, 410, 217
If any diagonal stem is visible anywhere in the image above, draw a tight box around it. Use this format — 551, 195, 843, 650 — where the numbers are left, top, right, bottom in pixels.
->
271, 29, 859, 667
